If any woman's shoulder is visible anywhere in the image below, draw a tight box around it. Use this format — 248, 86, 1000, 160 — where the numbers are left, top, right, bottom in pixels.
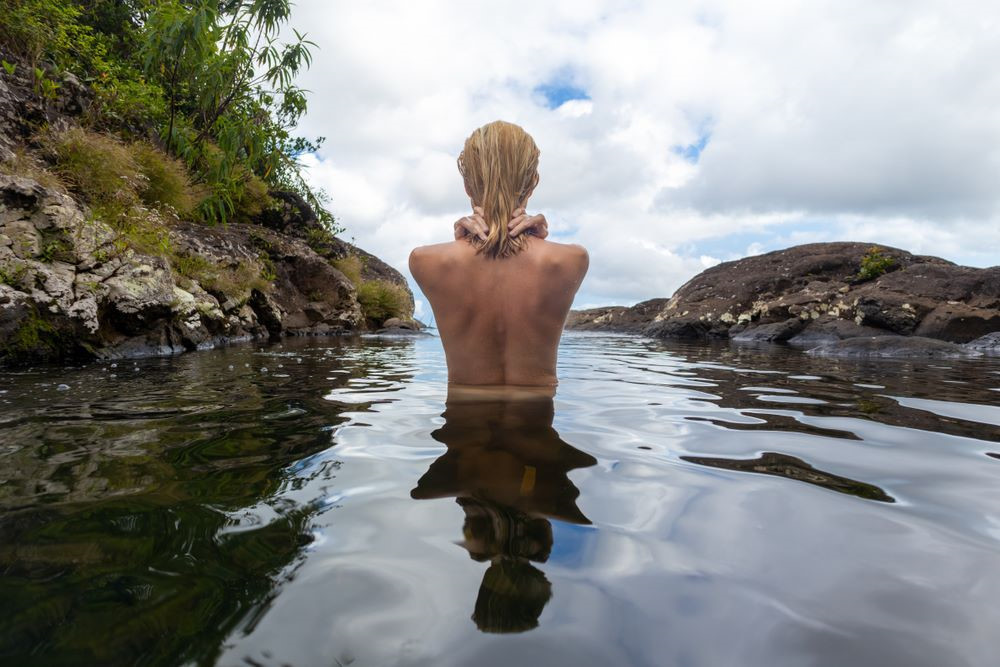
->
531, 239, 589, 265
409, 241, 475, 279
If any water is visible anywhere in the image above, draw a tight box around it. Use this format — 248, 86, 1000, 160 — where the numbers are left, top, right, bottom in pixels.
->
1, 333, 1000, 666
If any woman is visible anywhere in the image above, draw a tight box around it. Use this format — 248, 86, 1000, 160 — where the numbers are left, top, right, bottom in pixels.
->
409, 121, 589, 387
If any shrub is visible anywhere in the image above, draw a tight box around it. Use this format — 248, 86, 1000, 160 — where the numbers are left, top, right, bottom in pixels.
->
170, 252, 215, 285
356, 280, 409, 324
235, 171, 272, 220
857, 246, 897, 281
0, 0, 90, 67
129, 141, 201, 218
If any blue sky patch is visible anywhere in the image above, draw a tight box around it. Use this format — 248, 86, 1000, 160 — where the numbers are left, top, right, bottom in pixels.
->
534, 81, 590, 109
671, 130, 712, 164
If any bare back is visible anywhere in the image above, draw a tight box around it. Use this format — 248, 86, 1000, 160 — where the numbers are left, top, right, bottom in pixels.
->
409, 237, 588, 386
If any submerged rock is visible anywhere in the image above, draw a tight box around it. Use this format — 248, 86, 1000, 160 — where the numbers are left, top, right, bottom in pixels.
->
786, 316, 894, 347
965, 332, 1000, 354
806, 335, 982, 359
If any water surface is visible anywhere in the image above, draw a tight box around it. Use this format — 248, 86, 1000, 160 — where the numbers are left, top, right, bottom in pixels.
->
2, 333, 1000, 666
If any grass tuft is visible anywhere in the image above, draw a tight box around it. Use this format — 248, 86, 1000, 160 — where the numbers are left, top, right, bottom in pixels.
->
330, 255, 363, 285
129, 142, 202, 218
48, 127, 142, 209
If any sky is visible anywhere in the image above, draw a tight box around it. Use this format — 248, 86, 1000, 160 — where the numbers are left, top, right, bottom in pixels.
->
288, 0, 1000, 320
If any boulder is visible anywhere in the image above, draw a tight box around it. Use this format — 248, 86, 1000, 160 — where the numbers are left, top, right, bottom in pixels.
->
374, 316, 430, 336
806, 335, 982, 359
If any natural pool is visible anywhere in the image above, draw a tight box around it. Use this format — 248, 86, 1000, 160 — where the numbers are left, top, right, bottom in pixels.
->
2, 332, 1000, 666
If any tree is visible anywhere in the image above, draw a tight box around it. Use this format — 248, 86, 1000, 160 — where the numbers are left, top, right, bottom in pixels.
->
140, 0, 329, 226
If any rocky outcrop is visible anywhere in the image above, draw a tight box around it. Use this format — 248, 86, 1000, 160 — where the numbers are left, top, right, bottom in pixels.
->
564, 298, 669, 332
0, 64, 91, 162
0, 174, 405, 365
568, 243, 999, 350
254, 190, 413, 315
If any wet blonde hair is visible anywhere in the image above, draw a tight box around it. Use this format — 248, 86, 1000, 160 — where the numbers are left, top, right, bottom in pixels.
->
457, 120, 540, 259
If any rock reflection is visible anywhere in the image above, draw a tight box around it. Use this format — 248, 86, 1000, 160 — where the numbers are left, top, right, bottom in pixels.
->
681, 451, 895, 503
411, 387, 596, 633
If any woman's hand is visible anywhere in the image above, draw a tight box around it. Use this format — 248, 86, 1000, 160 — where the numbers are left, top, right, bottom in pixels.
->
453, 206, 488, 241
453, 207, 549, 240
508, 208, 548, 239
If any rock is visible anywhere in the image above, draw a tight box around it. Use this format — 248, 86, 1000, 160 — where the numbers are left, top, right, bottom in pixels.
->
369, 327, 431, 337
914, 304, 1000, 342
643, 318, 715, 339
566, 298, 669, 333
0, 174, 408, 366
786, 316, 894, 347
565, 242, 999, 347
381, 317, 422, 330
731, 318, 806, 343
253, 190, 413, 315
373, 316, 429, 336
965, 332, 1000, 354
806, 336, 982, 359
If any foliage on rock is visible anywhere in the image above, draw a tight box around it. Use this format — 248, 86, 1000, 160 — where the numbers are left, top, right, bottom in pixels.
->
856, 246, 897, 282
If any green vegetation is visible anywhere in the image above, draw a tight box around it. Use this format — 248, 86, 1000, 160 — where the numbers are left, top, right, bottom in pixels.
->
356, 280, 409, 324
0, 260, 30, 289
2, 305, 65, 362
332, 254, 409, 324
39, 230, 73, 263
857, 246, 897, 281
48, 127, 143, 208
172, 251, 272, 302
0, 0, 339, 231
129, 141, 202, 218
330, 255, 363, 285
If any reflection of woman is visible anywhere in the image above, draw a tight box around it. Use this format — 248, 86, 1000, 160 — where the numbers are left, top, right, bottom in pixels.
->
409, 121, 589, 387
411, 388, 596, 633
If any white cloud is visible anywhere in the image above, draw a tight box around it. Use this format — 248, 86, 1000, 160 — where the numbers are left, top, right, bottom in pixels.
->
291, 0, 1000, 307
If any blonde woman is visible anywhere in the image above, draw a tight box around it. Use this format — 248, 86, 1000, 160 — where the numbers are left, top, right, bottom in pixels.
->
409, 121, 589, 387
